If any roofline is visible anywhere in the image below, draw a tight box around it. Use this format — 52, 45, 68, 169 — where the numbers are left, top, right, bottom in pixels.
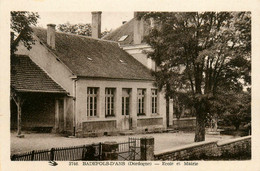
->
33, 27, 154, 81
33, 27, 119, 45
76, 75, 155, 82
120, 43, 151, 50
11, 55, 69, 95
14, 89, 68, 94
102, 18, 134, 40
56, 29, 119, 44
16, 51, 71, 93
32, 34, 75, 76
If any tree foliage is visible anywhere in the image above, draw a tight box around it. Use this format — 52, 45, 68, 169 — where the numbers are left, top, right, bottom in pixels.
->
57, 22, 92, 36
221, 91, 251, 130
57, 22, 111, 37
11, 11, 40, 55
139, 12, 251, 142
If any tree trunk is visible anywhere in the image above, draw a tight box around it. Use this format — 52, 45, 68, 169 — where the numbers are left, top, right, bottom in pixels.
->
194, 103, 206, 142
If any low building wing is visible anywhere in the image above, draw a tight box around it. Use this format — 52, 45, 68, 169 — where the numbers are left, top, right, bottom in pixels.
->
11, 55, 67, 93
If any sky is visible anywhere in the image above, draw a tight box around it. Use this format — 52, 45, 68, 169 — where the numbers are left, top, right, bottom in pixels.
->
37, 12, 134, 32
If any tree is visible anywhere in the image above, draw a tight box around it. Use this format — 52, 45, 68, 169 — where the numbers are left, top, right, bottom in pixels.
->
101, 29, 112, 38
57, 22, 111, 37
57, 22, 92, 36
11, 11, 40, 55
139, 12, 251, 142
222, 91, 251, 130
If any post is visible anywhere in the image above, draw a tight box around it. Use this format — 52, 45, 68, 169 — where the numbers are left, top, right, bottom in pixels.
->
31, 150, 35, 161
63, 98, 67, 131
169, 99, 174, 127
17, 96, 21, 135
82, 145, 96, 160
102, 142, 118, 160
50, 148, 55, 161
16, 96, 24, 138
133, 139, 136, 160
166, 97, 170, 128
54, 99, 59, 132
98, 142, 102, 160
140, 137, 154, 160
81, 145, 86, 160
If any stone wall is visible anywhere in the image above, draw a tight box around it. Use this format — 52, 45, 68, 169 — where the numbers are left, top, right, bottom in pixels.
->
137, 118, 163, 127
154, 136, 251, 160
171, 117, 196, 130
83, 120, 117, 132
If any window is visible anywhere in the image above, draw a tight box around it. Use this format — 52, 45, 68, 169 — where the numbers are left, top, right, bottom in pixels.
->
151, 89, 158, 114
118, 35, 128, 41
87, 57, 93, 61
137, 89, 146, 115
87, 87, 98, 117
105, 88, 115, 117
119, 59, 127, 65
122, 89, 131, 115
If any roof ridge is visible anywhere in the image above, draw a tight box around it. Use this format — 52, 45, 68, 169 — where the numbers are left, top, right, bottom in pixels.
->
32, 27, 119, 44
32, 26, 154, 80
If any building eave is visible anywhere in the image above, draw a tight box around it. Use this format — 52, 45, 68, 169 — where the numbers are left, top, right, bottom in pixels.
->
76, 75, 155, 82
120, 43, 152, 50
14, 89, 68, 94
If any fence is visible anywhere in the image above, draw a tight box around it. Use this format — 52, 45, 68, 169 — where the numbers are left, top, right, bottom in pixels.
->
11, 138, 144, 161
11, 143, 102, 161
117, 137, 141, 160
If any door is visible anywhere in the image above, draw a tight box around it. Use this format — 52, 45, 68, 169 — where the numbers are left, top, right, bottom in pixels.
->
122, 89, 131, 130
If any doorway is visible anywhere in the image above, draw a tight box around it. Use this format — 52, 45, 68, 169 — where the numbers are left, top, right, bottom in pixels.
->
122, 89, 132, 130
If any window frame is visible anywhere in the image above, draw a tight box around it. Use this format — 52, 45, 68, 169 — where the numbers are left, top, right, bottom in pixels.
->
122, 88, 131, 116
151, 89, 158, 114
137, 89, 146, 116
105, 88, 116, 117
87, 87, 98, 117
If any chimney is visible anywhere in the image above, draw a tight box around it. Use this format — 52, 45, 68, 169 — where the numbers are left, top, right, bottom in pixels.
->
91, 11, 102, 39
47, 24, 56, 49
133, 12, 144, 44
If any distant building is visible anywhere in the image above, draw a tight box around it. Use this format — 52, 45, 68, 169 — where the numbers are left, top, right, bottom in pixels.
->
11, 12, 167, 137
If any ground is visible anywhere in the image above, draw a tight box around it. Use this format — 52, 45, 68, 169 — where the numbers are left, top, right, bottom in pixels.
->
11, 131, 236, 155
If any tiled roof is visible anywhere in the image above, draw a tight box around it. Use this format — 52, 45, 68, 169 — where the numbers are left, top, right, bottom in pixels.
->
102, 18, 150, 45
102, 19, 135, 45
11, 55, 67, 93
33, 28, 154, 81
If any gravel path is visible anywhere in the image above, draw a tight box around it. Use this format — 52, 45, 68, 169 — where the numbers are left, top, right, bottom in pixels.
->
11, 131, 235, 155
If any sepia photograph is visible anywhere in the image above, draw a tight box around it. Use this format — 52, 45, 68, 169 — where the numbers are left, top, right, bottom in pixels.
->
10, 10, 251, 161
1, 0, 259, 170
